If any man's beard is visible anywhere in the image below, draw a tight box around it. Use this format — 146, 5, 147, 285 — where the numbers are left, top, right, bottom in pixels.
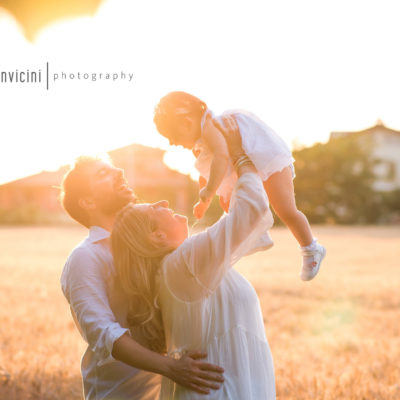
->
98, 192, 133, 216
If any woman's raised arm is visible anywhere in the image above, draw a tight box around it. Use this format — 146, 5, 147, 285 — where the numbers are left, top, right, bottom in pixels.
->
162, 116, 274, 302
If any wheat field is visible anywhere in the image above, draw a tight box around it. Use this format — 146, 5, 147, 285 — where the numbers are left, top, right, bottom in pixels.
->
0, 225, 399, 400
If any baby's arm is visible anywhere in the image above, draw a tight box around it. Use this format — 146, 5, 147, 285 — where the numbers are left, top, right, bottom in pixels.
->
200, 118, 230, 202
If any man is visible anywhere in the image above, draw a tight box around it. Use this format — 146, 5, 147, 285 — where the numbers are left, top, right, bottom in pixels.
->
60, 156, 224, 399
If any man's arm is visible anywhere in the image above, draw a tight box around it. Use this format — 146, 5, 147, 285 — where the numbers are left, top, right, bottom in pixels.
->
61, 247, 130, 363
61, 247, 224, 394
113, 334, 224, 394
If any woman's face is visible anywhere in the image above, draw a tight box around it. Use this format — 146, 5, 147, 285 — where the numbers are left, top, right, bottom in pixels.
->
137, 200, 189, 248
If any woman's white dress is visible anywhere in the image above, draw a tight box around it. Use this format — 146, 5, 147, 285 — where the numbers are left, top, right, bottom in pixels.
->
159, 173, 276, 399
194, 109, 295, 202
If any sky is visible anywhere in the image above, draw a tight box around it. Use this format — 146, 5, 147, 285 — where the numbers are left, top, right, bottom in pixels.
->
0, 0, 399, 184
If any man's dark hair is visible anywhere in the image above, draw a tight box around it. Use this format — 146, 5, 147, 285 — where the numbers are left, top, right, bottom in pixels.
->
60, 156, 101, 228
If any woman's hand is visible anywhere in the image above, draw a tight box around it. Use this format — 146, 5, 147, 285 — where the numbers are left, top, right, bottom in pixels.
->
166, 351, 224, 394
213, 115, 256, 176
212, 115, 244, 164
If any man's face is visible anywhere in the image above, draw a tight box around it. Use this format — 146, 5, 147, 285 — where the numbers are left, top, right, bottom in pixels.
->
86, 160, 135, 215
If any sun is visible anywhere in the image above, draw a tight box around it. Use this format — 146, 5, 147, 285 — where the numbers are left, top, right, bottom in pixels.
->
0, 7, 198, 184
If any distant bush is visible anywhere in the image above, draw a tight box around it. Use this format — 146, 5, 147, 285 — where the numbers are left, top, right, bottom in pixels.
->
293, 136, 400, 224
0, 205, 67, 225
2, 137, 399, 227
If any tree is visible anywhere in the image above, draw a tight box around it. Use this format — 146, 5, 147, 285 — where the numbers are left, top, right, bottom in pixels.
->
293, 136, 381, 224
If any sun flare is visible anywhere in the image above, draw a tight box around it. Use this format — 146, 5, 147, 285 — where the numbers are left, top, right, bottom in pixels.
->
1, 0, 400, 184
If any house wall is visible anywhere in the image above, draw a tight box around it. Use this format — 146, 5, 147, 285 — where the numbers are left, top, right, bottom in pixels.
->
369, 130, 400, 191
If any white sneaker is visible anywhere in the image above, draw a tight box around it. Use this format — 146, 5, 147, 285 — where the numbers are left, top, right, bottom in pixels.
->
300, 243, 326, 281
247, 231, 274, 256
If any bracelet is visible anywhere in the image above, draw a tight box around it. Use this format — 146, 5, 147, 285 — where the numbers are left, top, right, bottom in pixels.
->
236, 160, 253, 170
231, 153, 245, 165
234, 155, 253, 171
234, 155, 252, 169
233, 155, 248, 168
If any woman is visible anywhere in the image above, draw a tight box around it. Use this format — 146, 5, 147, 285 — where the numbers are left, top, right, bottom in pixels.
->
111, 117, 276, 399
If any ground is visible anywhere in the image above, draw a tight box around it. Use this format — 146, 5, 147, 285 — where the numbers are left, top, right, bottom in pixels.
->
0, 225, 399, 399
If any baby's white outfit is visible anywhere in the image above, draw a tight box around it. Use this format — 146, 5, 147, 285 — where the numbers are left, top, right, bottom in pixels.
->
194, 109, 295, 253
193, 109, 295, 203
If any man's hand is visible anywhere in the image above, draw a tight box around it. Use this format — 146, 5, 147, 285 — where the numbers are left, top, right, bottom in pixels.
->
167, 351, 224, 394
212, 115, 244, 163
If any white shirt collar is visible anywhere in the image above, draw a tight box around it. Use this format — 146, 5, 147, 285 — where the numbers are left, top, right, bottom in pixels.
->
88, 226, 110, 243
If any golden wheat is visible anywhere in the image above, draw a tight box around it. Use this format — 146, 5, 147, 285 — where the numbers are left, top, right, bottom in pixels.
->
0, 225, 399, 400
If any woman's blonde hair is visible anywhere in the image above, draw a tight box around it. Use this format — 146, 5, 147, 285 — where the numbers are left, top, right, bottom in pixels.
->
111, 203, 173, 353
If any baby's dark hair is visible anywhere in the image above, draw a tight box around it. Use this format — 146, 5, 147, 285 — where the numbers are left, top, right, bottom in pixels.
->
153, 91, 207, 140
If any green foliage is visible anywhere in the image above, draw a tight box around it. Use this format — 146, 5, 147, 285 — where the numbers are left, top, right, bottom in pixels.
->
1, 136, 398, 226
189, 134, 400, 227
379, 189, 400, 223
293, 136, 397, 224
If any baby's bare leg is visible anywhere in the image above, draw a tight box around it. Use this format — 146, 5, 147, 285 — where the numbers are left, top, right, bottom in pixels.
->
263, 166, 313, 247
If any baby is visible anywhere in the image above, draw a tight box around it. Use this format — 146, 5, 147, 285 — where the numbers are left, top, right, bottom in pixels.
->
154, 91, 326, 281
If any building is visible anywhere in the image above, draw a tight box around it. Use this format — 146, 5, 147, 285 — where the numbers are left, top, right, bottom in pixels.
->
0, 144, 197, 224
330, 120, 400, 192
108, 144, 196, 213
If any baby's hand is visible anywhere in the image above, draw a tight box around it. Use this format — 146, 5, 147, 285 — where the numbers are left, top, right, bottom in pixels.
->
199, 187, 213, 204
193, 201, 209, 219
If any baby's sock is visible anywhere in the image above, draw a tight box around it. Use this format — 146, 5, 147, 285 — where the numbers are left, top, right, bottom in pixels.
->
301, 238, 318, 251
300, 238, 318, 267
299, 237, 326, 280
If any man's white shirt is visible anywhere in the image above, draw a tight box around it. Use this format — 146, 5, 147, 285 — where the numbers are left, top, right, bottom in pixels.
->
61, 226, 161, 400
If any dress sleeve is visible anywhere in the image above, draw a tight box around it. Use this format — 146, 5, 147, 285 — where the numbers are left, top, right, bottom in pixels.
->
162, 172, 274, 302
60, 247, 129, 366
